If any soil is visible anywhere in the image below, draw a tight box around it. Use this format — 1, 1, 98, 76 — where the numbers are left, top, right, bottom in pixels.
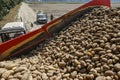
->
111, 3, 120, 8
29, 3, 82, 18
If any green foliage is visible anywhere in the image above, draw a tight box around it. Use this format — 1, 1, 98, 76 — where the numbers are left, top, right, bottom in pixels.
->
0, 0, 22, 20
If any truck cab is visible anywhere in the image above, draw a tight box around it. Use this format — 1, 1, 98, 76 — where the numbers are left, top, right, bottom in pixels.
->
36, 13, 48, 24
0, 22, 27, 43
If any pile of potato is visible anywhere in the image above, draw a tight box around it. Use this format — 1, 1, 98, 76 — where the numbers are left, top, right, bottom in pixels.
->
0, 7, 120, 80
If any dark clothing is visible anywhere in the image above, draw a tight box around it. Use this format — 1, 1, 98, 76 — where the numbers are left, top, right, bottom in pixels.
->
50, 14, 54, 21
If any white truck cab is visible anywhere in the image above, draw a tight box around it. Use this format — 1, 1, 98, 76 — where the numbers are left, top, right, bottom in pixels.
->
0, 22, 27, 42
36, 13, 48, 24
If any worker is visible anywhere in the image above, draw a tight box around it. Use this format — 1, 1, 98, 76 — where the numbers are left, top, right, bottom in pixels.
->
31, 22, 33, 27
20, 17, 22, 21
50, 14, 54, 21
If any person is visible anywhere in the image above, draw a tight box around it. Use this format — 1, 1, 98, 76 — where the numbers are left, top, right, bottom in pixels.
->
31, 22, 33, 27
20, 17, 22, 21
50, 14, 54, 21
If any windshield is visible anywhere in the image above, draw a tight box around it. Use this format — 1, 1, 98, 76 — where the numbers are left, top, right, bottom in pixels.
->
0, 31, 25, 42
37, 14, 46, 18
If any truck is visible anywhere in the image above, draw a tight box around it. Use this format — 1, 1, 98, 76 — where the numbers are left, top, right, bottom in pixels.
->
36, 13, 48, 24
0, 22, 27, 42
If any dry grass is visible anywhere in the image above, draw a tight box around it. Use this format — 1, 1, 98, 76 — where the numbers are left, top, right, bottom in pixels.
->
0, 4, 21, 28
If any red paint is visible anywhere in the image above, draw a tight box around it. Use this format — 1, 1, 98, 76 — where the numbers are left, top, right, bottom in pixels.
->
8, 36, 48, 58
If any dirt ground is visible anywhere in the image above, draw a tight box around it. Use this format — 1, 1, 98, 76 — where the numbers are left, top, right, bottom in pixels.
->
29, 3, 120, 19
29, 4, 82, 19
111, 3, 120, 8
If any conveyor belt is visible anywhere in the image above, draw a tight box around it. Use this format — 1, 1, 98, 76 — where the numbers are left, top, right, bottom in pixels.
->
0, 0, 110, 60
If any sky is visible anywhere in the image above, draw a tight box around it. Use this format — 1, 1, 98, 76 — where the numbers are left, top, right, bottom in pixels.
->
26, 0, 120, 3
111, 0, 120, 2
